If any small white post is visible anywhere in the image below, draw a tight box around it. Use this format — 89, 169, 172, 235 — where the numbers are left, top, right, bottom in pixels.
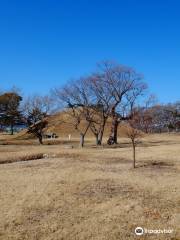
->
68, 134, 71, 141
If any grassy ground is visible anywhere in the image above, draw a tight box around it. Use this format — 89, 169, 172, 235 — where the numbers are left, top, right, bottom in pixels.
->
0, 134, 179, 240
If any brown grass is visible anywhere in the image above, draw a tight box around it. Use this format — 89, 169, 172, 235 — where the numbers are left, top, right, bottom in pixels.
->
0, 133, 179, 240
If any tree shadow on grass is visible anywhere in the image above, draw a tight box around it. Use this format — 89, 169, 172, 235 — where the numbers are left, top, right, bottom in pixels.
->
136, 161, 175, 170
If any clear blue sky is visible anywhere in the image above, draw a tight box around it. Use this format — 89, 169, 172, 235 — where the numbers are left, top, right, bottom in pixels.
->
0, 0, 179, 103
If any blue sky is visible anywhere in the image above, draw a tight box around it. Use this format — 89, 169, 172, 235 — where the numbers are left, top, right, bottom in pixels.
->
0, 0, 179, 103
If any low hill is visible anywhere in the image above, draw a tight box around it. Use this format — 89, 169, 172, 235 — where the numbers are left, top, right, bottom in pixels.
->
14, 111, 129, 140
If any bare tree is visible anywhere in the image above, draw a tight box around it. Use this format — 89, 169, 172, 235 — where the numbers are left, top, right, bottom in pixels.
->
93, 61, 147, 144
23, 94, 54, 118
53, 79, 97, 147
22, 95, 53, 144
53, 61, 147, 146
27, 119, 48, 144
124, 119, 143, 168
69, 107, 91, 147
85, 76, 113, 145
135, 100, 180, 133
135, 95, 158, 133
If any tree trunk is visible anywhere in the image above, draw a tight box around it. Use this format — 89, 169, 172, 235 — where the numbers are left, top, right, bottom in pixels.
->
79, 133, 84, 148
95, 134, 99, 145
38, 134, 43, 144
98, 121, 106, 145
107, 115, 119, 144
10, 124, 14, 135
97, 131, 103, 145
113, 117, 119, 144
107, 105, 119, 145
93, 118, 106, 146
94, 131, 103, 146
132, 141, 136, 168
96, 129, 104, 145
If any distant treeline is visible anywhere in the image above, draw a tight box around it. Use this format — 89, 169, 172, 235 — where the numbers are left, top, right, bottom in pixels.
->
0, 61, 180, 145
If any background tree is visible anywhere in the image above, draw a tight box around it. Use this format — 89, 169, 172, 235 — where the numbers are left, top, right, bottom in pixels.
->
137, 101, 180, 133
27, 119, 48, 144
0, 92, 23, 134
23, 95, 53, 144
131, 95, 158, 133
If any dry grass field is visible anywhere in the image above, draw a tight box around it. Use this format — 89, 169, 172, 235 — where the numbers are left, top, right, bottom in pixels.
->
0, 133, 179, 240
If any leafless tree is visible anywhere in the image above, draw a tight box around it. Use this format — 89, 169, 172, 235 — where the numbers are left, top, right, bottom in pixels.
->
94, 61, 147, 144
124, 118, 143, 168
53, 61, 147, 146
53, 79, 97, 147
135, 99, 180, 133
23, 94, 54, 118
84, 76, 113, 145
27, 119, 48, 144
22, 94, 53, 144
